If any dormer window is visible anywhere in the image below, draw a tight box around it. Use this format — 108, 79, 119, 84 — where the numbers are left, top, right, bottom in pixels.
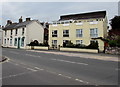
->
74, 21, 77, 23
52, 22, 57, 27
57, 21, 60, 24
96, 19, 99, 21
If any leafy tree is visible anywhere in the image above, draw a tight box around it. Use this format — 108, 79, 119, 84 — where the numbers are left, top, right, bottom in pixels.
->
108, 16, 120, 47
87, 41, 98, 49
108, 40, 117, 47
110, 16, 120, 30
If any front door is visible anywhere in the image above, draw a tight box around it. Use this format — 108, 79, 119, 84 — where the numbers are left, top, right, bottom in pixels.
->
18, 37, 20, 49
7, 38, 9, 47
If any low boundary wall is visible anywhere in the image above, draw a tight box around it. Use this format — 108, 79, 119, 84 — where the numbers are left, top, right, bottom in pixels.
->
26, 46, 48, 50
60, 47, 98, 53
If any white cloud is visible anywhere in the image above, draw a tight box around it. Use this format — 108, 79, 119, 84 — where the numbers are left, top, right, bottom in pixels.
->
2, 2, 27, 24
0, 0, 120, 2
1, 2, 118, 26
0, 2, 2, 25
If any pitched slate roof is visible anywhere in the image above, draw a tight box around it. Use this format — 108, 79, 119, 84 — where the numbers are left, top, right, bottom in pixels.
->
3, 20, 35, 30
59, 11, 106, 21
3, 23, 18, 30
14, 20, 34, 29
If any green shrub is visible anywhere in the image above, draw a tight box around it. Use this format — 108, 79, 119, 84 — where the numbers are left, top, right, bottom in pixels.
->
28, 40, 48, 46
86, 41, 98, 49
108, 40, 117, 47
116, 36, 120, 47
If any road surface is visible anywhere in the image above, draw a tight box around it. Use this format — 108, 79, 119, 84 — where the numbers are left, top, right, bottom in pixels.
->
1, 48, 119, 85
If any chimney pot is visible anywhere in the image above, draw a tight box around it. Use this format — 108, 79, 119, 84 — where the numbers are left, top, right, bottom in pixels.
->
19, 16, 23, 23
7, 20, 12, 25
2, 26, 4, 29
26, 18, 31, 21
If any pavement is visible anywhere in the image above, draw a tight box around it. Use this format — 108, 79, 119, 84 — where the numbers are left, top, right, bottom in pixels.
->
1, 48, 119, 85
27, 49, 119, 62
0, 56, 7, 62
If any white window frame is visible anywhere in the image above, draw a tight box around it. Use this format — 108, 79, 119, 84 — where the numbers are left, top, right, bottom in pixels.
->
21, 37, 25, 47
90, 28, 98, 38
76, 40, 83, 44
89, 20, 98, 24
52, 40, 57, 46
14, 38, 17, 46
63, 30, 69, 37
4, 39, 6, 44
76, 29, 83, 37
52, 30, 57, 37
90, 40, 98, 44
10, 38, 12, 45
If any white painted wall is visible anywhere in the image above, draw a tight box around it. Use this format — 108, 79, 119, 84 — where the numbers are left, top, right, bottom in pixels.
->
2, 28, 26, 48
2, 20, 44, 49
26, 21, 44, 45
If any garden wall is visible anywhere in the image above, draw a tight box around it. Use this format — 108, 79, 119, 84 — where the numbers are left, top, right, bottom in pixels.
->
60, 47, 98, 53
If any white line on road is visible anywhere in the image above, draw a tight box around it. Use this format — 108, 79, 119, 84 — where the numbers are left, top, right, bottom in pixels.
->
2, 71, 35, 79
3, 55, 90, 84
58, 74, 72, 79
75, 79, 84, 82
45, 70, 57, 74
15, 63, 19, 65
75, 78, 89, 84
34, 67, 44, 71
115, 68, 120, 71
27, 68, 38, 72
51, 59, 88, 65
9, 60, 44, 72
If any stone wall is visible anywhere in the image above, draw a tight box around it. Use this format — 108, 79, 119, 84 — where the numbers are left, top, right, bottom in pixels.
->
105, 47, 120, 55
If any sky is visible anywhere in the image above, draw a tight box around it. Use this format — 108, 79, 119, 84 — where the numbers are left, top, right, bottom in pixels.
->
0, 2, 119, 26
118, 1, 120, 16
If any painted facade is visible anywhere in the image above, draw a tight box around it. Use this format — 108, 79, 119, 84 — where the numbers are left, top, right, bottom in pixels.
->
49, 11, 108, 52
2, 18, 44, 49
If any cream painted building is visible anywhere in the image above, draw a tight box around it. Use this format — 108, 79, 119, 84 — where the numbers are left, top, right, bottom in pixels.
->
49, 11, 108, 52
2, 17, 44, 49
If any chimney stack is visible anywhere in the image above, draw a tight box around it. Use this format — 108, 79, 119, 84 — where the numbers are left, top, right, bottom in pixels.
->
7, 20, 12, 25
19, 16, 23, 23
26, 18, 31, 21
2, 26, 4, 29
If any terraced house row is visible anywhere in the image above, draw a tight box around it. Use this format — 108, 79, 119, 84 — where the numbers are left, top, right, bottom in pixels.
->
2, 17, 44, 49
49, 11, 108, 52
1, 11, 108, 52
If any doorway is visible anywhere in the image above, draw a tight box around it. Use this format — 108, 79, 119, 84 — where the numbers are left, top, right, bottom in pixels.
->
17, 37, 20, 49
